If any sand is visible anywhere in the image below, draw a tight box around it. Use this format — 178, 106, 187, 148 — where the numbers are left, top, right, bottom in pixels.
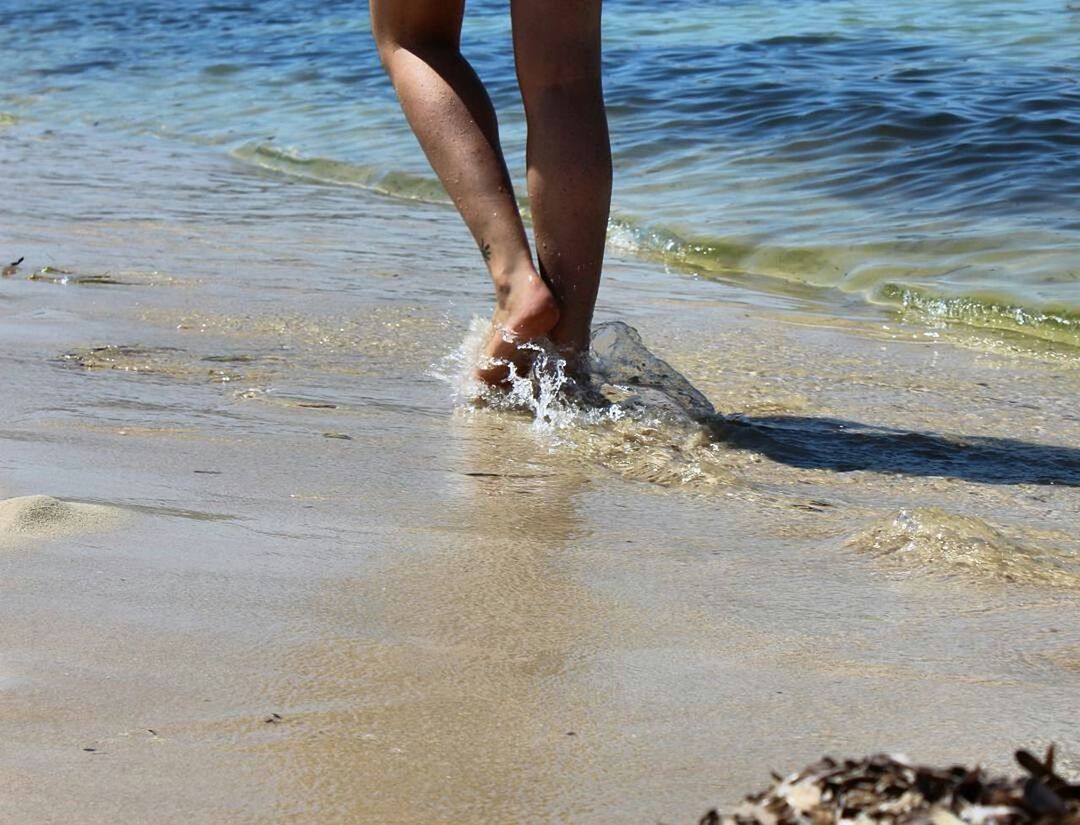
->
0, 495, 121, 546
0, 120, 1077, 823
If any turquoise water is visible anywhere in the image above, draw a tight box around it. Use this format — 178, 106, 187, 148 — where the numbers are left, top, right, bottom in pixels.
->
1, 0, 1078, 344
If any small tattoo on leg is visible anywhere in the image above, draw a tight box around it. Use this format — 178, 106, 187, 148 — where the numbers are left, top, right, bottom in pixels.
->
480, 240, 491, 262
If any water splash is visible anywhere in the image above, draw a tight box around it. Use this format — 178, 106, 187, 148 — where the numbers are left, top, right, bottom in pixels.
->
429, 320, 751, 488
430, 317, 606, 433
431, 319, 721, 431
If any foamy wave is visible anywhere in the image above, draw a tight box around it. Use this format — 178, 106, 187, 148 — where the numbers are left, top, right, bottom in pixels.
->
878, 283, 1080, 347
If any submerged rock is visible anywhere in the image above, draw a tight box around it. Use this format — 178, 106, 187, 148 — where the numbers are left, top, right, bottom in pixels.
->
702, 748, 1079, 825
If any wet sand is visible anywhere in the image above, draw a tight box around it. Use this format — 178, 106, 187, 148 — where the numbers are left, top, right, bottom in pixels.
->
1, 123, 1078, 823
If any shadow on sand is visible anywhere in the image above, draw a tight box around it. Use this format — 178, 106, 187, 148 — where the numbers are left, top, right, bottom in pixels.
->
590, 321, 1080, 488
710, 414, 1080, 487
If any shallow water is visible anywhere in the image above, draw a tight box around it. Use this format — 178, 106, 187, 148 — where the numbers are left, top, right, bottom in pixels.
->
1, 0, 1078, 344
1, 122, 1077, 820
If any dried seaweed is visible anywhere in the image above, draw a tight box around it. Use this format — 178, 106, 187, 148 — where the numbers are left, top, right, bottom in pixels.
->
701, 748, 1079, 825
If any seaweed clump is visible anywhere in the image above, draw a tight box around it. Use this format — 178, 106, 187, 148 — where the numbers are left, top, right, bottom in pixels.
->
701, 748, 1078, 825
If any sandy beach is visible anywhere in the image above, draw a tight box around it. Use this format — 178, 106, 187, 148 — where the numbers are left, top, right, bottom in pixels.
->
1, 121, 1078, 823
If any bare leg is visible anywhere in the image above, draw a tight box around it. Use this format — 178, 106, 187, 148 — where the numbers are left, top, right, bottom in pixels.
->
370, 0, 558, 384
512, 0, 612, 366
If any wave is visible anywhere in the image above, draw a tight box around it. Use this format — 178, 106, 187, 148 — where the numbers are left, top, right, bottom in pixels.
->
875, 284, 1080, 348
230, 143, 1080, 350
608, 218, 1080, 348
230, 143, 450, 204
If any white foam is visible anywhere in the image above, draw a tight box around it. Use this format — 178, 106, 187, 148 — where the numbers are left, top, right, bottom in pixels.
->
429, 317, 626, 435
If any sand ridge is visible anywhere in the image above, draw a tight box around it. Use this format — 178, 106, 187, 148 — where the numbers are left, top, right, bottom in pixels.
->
0, 495, 122, 546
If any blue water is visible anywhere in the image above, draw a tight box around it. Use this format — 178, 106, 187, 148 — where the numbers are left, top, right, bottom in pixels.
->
2, 0, 1079, 344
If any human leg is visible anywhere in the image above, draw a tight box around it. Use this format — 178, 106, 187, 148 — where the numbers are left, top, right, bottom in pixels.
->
511, 0, 611, 364
370, 0, 558, 384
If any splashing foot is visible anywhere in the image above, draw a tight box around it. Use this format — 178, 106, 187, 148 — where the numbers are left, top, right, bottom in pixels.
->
476, 267, 560, 385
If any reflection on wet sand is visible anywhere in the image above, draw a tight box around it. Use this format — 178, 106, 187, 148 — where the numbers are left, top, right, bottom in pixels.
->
267, 417, 636, 822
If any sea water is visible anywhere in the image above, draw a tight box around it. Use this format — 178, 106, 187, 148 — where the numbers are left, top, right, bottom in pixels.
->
2, 0, 1078, 345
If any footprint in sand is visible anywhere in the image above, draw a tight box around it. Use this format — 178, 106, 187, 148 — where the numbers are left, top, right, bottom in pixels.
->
0, 495, 122, 546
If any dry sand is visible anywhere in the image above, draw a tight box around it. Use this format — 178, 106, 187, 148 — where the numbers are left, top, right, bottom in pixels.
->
0, 495, 121, 546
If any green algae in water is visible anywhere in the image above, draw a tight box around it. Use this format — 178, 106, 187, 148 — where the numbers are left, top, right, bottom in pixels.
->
231, 143, 449, 204
877, 282, 1080, 349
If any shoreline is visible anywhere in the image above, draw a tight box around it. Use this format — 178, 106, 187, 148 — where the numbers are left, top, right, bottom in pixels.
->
1, 121, 1078, 822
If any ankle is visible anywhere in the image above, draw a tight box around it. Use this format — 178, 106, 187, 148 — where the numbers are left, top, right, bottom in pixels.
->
491, 261, 542, 303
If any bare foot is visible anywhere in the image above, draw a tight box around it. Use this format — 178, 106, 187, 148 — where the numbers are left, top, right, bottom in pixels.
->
476, 266, 559, 386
